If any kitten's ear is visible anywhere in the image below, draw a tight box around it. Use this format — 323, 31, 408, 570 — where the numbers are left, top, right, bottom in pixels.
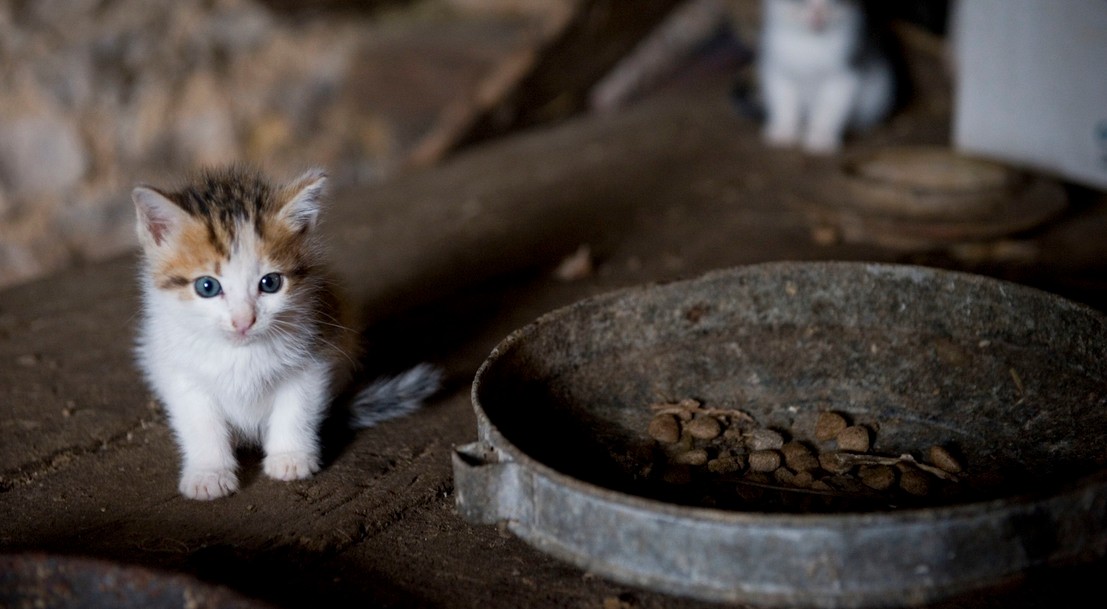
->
133, 186, 189, 249
279, 168, 327, 232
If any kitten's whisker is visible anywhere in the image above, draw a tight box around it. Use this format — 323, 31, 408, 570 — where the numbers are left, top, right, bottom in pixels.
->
313, 319, 357, 333
268, 318, 356, 367
315, 336, 357, 366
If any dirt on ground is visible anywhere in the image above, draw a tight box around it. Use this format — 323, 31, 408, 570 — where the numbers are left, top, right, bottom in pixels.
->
2, 17, 1107, 609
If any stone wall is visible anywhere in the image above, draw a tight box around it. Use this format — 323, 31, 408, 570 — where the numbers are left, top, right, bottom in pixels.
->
0, 0, 563, 288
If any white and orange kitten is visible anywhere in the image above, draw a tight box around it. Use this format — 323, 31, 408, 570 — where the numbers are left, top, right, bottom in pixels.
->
133, 166, 440, 500
758, 0, 896, 153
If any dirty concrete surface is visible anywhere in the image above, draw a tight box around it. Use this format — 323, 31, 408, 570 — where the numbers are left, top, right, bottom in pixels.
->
3, 23, 1107, 609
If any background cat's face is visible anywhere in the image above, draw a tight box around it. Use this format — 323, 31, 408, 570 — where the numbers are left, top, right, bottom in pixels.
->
134, 168, 325, 345
770, 0, 859, 32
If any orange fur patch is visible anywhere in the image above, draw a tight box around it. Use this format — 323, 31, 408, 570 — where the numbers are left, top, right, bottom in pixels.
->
146, 168, 323, 301
258, 189, 316, 279
155, 220, 228, 298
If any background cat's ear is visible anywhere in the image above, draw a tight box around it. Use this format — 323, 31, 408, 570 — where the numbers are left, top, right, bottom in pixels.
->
280, 168, 327, 232
132, 186, 188, 249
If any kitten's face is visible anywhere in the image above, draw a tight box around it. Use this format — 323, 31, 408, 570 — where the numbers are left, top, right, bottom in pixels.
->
771, 0, 858, 32
160, 220, 300, 343
134, 167, 325, 345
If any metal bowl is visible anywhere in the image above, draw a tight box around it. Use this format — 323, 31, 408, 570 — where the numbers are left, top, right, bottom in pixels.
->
453, 262, 1107, 608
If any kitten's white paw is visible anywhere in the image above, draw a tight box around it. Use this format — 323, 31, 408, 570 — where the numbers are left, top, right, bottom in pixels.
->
802, 131, 842, 155
264, 451, 320, 481
764, 124, 800, 148
179, 469, 239, 500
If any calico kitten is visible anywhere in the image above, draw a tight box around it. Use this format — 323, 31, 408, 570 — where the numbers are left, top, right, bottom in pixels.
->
133, 166, 440, 500
757, 0, 897, 153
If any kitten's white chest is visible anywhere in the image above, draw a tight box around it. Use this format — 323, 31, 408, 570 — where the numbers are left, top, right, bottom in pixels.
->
765, 26, 855, 77
139, 308, 309, 430
205, 342, 284, 407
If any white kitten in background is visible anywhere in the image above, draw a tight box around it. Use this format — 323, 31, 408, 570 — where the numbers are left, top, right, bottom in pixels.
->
757, 0, 897, 154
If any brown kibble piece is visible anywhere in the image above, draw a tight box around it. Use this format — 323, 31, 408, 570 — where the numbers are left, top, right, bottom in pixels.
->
708, 455, 744, 474
928, 445, 963, 474
748, 450, 781, 472
818, 451, 852, 475
686, 415, 722, 440
780, 441, 807, 460
648, 414, 681, 444
899, 467, 931, 496
815, 411, 848, 441
722, 426, 745, 443
644, 395, 964, 509
792, 470, 815, 488
672, 448, 709, 466
781, 441, 819, 472
661, 465, 693, 485
836, 425, 871, 452
746, 428, 785, 451
858, 465, 896, 490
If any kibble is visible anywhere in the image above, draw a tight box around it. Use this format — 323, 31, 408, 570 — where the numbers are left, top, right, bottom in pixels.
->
781, 441, 819, 472
672, 448, 709, 466
858, 465, 896, 490
898, 466, 931, 496
928, 445, 962, 474
708, 455, 744, 474
661, 465, 693, 485
746, 428, 785, 451
791, 470, 815, 488
642, 397, 965, 511
818, 451, 852, 475
815, 411, 848, 441
722, 426, 745, 443
685, 415, 722, 440
774, 467, 797, 486
648, 414, 681, 444
748, 450, 782, 472
836, 425, 871, 453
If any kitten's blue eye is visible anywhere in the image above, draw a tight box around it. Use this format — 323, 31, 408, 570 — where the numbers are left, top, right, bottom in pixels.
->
259, 272, 283, 294
194, 276, 222, 298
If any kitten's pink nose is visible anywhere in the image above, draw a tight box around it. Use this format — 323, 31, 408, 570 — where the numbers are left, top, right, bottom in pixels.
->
232, 313, 256, 335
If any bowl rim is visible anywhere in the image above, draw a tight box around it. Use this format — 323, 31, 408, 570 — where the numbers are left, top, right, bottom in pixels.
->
470, 260, 1107, 525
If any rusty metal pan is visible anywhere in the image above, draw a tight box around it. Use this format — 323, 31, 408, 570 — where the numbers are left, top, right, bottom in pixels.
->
453, 262, 1107, 608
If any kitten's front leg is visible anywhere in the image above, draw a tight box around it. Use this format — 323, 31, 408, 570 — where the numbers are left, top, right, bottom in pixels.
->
263, 364, 329, 481
163, 386, 239, 500
804, 72, 860, 154
762, 71, 803, 148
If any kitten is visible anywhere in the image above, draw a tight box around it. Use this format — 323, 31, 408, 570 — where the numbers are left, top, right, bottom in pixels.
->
132, 166, 441, 500
756, 0, 897, 153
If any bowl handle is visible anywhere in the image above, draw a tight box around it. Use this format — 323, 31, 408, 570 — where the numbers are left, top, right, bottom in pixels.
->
452, 442, 533, 526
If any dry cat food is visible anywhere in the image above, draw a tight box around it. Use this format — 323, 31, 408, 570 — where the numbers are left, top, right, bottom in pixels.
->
642, 400, 964, 512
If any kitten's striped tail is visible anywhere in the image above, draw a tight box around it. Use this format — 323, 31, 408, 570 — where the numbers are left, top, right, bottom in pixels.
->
349, 363, 443, 429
